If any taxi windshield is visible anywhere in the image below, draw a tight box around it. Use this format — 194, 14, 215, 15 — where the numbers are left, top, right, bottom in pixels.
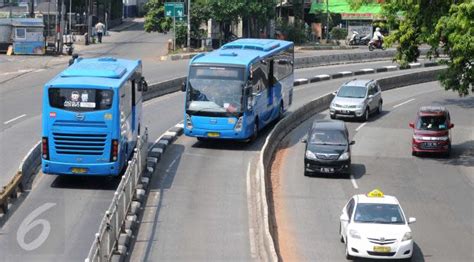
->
354, 203, 405, 224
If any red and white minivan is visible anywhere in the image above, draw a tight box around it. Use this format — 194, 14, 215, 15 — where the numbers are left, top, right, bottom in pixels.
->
409, 106, 454, 157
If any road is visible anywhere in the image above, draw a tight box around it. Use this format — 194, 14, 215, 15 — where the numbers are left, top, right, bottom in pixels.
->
271, 82, 474, 261
127, 68, 447, 261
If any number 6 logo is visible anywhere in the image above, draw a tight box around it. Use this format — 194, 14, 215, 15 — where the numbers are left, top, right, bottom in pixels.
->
16, 203, 56, 251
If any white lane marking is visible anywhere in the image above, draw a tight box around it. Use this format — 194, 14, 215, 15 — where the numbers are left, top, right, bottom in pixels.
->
393, 98, 415, 109
4, 114, 26, 124
246, 161, 257, 258
355, 122, 367, 132
350, 175, 359, 189
165, 155, 180, 173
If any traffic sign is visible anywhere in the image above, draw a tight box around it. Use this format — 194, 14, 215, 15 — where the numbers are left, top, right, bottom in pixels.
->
165, 2, 184, 18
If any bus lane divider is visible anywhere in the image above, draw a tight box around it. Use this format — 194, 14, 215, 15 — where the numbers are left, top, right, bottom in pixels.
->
256, 68, 446, 261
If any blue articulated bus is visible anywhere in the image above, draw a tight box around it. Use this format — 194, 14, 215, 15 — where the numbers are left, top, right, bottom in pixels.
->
182, 38, 294, 141
42, 57, 147, 176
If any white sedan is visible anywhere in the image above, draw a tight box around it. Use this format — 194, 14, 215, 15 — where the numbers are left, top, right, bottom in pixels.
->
339, 189, 416, 260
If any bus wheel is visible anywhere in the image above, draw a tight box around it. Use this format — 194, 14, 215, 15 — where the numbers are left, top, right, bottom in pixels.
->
278, 103, 284, 120
250, 119, 258, 141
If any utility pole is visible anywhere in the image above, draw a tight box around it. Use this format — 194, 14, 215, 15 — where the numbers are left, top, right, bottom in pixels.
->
187, 0, 191, 48
326, 0, 329, 40
30, 0, 34, 18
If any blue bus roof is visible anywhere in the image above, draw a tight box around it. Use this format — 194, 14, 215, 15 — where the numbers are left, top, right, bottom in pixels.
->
45, 57, 141, 88
191, 38, 294, 66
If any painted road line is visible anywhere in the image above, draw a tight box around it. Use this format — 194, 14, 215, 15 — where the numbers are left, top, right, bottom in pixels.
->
165, 155, 180, 173
4, 114, 26, 125
393, 98, 415, 109
246, 161, 257, 259
350, 174, 359, 189
355, 122, 367, 132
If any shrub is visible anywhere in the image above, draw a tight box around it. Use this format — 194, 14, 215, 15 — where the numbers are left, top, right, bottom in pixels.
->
330, 27, 348, 40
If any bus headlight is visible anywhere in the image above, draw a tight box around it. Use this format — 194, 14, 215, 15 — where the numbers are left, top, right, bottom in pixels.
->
186, 114, 193, 130
234, 117, 243, 132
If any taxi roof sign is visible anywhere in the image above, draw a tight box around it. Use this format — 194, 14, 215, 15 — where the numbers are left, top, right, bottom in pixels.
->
367, 189, 384, 198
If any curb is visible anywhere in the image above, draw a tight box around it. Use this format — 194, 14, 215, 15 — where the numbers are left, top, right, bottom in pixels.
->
258, 68, 446, 261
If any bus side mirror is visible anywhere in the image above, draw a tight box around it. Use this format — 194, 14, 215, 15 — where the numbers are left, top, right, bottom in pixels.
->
181, 81, 186, 92
138, 77, 148, 92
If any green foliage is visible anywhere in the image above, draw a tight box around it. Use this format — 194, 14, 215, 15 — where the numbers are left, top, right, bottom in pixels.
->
330, 28, 348, 40
276, 19, 307, 44
175, 22, 188, 47
143, 0, 172, 33
348, 0, 473, 96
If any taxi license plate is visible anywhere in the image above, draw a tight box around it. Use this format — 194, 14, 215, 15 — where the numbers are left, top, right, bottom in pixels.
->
71, 168, 88, 174
320, 167, 334, 173
207, 132, 220, 138
340, 110, 350, 114
373, 246, 391, 253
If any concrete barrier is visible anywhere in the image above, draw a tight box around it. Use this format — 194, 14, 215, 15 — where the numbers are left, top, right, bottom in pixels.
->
257, 68, 445, 261
0, 141, 41, 214
143, 76, 186, 101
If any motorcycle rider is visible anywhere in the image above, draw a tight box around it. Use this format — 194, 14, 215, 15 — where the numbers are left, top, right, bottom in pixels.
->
372, 27, 384, 48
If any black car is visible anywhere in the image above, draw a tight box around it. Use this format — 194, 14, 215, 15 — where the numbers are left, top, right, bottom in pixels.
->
301, 120, 355, 176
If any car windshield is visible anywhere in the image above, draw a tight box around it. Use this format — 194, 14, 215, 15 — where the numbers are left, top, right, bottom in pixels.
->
309, 129, 347, 145
416, 115, 448, 131
354, 203, 405, 224
186, 66, 244, 115
337, 85, 367, 98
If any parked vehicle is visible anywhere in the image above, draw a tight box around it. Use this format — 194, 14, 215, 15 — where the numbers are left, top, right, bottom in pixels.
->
182, 38, 294, 141
330, 79, 383, 122
42, 57, 148, 176
409, 106, 454, 157
301, 119, 355, 176
348, 31, 371, 46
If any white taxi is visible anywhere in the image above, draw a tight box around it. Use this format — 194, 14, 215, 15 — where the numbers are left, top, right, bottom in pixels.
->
339, 189, 416, 260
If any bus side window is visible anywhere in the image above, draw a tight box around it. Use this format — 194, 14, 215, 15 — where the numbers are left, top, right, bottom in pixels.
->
121, 81, 132, 117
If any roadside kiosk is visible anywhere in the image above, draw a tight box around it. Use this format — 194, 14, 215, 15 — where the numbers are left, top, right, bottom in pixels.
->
11, 18, 45, 55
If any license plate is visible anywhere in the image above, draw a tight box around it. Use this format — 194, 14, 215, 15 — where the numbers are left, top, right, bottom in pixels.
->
340, 110, 350, 114
71, 168, 88, 174
373, 246, 391, 253
423, 142, 438, 148
207, 132, 220, 137
320, 167, 334, 173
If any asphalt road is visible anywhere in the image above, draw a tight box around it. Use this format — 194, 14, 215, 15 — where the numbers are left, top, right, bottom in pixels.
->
271, 82, 473, 261
127, 68, 447, 261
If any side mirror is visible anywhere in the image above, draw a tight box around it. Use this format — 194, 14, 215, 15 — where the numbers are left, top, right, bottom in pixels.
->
139, 77, 148, 92
349, 140, 355, 145
181, 81, 186, 92
301, 138, 307, 143
368, 94, 374, 99
449, 123, 454, 129
340, 213, 349, 222
408, 217, 416, 224
409, 122, 415, 128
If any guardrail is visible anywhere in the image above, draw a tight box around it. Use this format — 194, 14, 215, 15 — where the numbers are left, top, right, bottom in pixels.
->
0, 141, 41, 215
257, 68, 445, 260
85, 130, 148, 262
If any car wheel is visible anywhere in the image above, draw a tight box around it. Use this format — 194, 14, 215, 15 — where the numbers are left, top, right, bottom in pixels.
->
377, 101, 382, 114
304, 170, 310, 177
250, 119, 258, 141
412, 151, 417, 157
360, 108, 369, 122
444, 145, 451, 158
330, 114, 336, 119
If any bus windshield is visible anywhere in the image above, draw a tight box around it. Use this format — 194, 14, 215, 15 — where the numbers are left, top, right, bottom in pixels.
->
186, 66, 244, 115
49, 88, 113, 112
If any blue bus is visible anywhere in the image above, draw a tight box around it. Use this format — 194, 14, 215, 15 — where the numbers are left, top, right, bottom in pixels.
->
41, 57, 147, 176
182, 39, 294, 141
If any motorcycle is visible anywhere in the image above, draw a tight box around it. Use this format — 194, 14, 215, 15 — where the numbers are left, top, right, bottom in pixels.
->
348, 31, 371, 46
368, 39, 386, 51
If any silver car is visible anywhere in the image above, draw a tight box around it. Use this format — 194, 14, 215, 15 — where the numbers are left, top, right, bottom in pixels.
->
329, 79, 383, 121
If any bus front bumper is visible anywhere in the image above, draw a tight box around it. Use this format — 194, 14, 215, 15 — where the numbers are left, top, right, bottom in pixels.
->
42, 160, 120, 176
184, 128, 249, 140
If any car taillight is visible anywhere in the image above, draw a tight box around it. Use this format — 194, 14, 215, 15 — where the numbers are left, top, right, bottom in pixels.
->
42, 137, 49, 160
110, 139, 118, 162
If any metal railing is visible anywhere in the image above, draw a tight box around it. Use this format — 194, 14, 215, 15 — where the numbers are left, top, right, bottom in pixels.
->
85, 129, 148, 262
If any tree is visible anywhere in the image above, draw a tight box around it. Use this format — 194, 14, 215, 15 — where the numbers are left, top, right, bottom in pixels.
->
143, 0, 171, 33
349, 0, 473, 96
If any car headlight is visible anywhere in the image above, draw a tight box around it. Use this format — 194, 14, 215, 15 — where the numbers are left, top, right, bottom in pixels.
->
330, 102, 336, 108
339, 152, 350, 160
305, 150, 317, 160
402, 232, 412, 241
349, 229, 361, 239
355, 104, 364, 109
436, 136, 449, 141
413, 135, 423, 140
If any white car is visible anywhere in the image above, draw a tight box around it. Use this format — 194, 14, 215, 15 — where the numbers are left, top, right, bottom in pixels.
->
339, 189, 416, 260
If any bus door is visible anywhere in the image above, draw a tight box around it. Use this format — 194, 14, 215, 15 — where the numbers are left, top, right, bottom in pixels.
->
251, 62, 271, 124
131, 78, 136, 134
